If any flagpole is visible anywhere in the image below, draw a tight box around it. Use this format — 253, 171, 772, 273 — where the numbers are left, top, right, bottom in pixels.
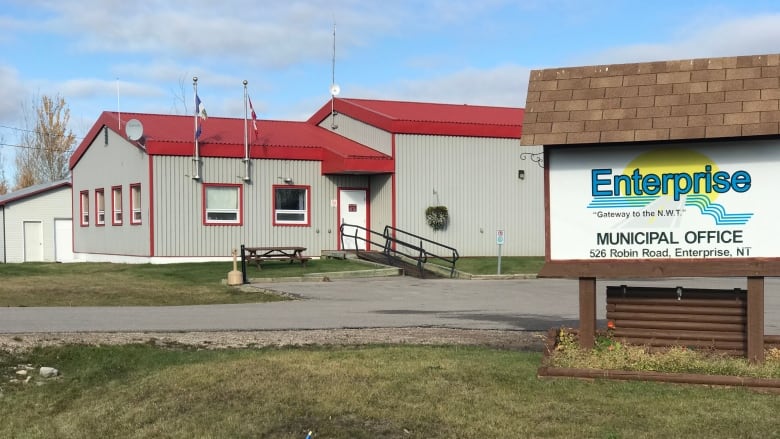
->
242, 80, 250, 182
193, 76, 201, 181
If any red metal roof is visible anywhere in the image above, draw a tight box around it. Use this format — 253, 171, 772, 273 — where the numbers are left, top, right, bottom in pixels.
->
307, 98, 524, 138
70, 111, 393, 174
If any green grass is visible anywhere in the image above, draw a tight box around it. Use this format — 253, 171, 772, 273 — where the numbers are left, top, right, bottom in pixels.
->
1, 344, 778, 438
0, 259, 372, 307
0, 256, 545, 307
433, 256, 544, 275
548, 329, 780, 379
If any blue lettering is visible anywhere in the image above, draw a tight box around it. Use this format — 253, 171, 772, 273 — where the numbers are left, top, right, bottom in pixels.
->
591, 167, 752, 200
591, 169, 613, 196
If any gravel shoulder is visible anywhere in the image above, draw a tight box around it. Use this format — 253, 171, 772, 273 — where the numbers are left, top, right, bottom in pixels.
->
0, 328, 546, 354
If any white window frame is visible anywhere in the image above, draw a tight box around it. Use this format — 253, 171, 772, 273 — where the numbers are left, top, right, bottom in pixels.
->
112, 185, 123, 225
95, 188, 105, 226
130, 183, 142, 225
80, 190, 89, 226
203, 184, 242, 225
273, 185, 310, 226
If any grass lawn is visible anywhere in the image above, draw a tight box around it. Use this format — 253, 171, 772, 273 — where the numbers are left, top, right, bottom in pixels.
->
0, 257, 545, 307
0, 259, 372, 307
1, 343, 777, 438
436, 256, 545, 275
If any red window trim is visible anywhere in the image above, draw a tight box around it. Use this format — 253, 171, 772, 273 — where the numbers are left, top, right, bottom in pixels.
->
272, 184, 311, 227
202, 183, 243, 226
129, 183, 142, 225
95, 188, 105, 227
79, 190, 89, 227
111, 185, 123, 226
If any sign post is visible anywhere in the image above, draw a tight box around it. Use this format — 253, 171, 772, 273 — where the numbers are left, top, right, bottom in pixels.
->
496, 230, 505, 274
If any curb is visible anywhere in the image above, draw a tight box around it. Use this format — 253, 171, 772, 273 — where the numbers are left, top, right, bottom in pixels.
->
246, 267, 402, 284
537, 366, 780, 393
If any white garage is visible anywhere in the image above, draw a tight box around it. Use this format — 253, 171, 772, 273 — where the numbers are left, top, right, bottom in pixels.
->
0, 180, 73, 263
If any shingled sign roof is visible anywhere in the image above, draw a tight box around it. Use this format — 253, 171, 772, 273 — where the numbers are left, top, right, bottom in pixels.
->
520, 53, 780, 146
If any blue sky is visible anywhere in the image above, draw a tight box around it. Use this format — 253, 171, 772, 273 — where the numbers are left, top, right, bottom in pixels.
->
2, 0, 780, 182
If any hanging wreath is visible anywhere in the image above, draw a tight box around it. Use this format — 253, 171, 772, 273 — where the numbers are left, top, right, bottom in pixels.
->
425, 205, 449, 231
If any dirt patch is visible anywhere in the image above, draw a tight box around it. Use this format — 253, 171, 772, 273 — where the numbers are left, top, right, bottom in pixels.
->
0, 328, 545, 354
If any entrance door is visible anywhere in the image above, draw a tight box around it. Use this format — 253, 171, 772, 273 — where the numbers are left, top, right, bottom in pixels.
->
338, 189, 368, 250
54, 218, 74, 262
23, 221, 44, 262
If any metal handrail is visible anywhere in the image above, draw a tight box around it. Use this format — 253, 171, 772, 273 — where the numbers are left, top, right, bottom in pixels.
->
339, 223, 459, 278
383, 225, 459, 277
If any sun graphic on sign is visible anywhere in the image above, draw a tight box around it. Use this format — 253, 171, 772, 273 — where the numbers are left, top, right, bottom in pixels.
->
622, 148, 721, 203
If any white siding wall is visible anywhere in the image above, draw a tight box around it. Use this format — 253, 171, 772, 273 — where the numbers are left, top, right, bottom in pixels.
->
2, 187, 72, 263
72, 128, 151, 256
395, 135, 544, 256
318, 114, 393, 156
152, 156, 368, 257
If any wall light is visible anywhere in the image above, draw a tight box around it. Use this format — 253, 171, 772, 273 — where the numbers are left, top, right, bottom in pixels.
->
278, 177, 293, 184
518, 170, 525, 180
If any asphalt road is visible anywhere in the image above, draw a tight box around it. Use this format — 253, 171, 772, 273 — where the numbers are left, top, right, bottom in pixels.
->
1, 276, 779, 334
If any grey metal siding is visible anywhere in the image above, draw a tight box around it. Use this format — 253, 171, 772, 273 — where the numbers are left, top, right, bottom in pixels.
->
72, 128, 150, 255
394, 135, 544, 256
318, 114, 392, 156
152, 156, 369, 257
2, 188, 71, 263
369, 174, 393, 231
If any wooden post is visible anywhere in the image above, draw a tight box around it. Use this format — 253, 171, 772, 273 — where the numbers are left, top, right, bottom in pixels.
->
579, 277, 597, 349
747, 276, 765, 363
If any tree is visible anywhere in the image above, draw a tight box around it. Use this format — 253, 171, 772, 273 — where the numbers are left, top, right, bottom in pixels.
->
0, 146, 9, 195
15, 94, 76, 189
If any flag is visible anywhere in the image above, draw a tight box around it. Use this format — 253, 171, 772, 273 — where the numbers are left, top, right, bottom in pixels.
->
196, 94, 208, 120
195, 94, 207, 139
248, 95, 258, 138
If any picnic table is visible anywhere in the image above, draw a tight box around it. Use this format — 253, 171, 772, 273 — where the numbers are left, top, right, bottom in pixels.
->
243, 246, 311, 269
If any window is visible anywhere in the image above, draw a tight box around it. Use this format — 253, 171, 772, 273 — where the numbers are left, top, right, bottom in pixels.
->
204, 184, 242, 225
95, 188, 105, 226
80, 190, 89, 226
273, 185, 310, 225
130, 183, 142, 225
112, 186, 123, 225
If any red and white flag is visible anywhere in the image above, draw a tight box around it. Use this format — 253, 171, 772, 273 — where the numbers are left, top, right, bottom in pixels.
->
248, 95, 258, 138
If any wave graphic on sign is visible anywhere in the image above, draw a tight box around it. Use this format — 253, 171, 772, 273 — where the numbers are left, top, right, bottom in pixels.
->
587, 194, 752, 225
685, 194, 753, 225
587, 196, 656, 208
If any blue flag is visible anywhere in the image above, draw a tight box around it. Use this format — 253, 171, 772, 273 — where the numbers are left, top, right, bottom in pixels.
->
195, 94, 207, 139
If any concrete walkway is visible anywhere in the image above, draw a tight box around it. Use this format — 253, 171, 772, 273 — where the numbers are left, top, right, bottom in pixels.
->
1, 276, 779, 334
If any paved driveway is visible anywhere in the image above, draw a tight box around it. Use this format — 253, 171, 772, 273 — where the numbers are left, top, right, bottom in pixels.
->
1, 276, 779, 334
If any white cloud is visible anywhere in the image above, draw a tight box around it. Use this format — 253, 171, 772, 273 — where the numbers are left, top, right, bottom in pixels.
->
349, 64, 531, 108
585, 13, 780, 65
0, 65, 26, 124
24, 0, 403, 69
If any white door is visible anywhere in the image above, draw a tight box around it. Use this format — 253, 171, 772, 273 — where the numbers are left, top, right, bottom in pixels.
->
23, 221, 44, 262
54, 219, 74, 262
339, 189, 368, 250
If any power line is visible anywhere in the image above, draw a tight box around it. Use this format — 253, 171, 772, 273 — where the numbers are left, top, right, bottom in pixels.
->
0, 124, 83, 142
0, 141, 74, 151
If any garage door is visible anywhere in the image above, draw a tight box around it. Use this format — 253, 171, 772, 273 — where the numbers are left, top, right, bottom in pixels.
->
55, 219, 74, 262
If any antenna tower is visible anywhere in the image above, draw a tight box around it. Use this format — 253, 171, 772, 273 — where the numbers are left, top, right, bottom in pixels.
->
330, 21, 340, 129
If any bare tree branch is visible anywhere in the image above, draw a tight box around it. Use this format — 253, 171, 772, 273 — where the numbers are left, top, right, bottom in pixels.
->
14, 94, 75, 189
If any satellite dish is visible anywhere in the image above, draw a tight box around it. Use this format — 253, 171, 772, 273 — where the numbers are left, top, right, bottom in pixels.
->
330, 84, 341, 96
126, 119, 144, 141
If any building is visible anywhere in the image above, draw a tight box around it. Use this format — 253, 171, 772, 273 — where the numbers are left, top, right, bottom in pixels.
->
0, 179, 73, 263
69, 98, 544, 263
